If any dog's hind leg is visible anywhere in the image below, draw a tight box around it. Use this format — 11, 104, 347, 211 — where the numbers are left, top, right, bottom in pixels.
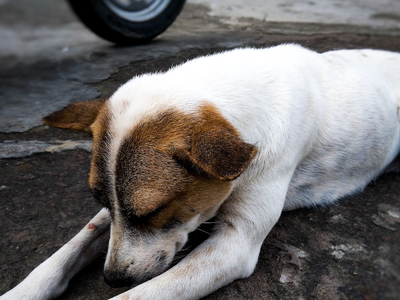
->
0, 208, 110, 300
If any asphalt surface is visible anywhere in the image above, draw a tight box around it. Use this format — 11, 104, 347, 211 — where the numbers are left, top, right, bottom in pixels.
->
1, 1, 400, 299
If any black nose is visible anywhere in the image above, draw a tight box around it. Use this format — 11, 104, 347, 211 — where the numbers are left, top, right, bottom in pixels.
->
103, 269, 134, 288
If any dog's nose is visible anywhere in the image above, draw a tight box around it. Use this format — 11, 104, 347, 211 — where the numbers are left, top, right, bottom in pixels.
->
103, 269, 134, 288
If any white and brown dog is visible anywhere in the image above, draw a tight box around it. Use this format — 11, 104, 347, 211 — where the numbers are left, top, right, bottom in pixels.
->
2, 44, 400, 300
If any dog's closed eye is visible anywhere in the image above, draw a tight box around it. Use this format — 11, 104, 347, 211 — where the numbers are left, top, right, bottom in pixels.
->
119, 202, 172, 228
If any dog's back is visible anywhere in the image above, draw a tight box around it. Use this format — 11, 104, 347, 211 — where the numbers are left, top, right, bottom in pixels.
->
323, 49, 400, 109
112, 45, 400, 212
285, 48, 400, 210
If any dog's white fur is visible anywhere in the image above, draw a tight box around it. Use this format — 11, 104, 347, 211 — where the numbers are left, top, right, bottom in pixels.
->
2, 44, 400, 300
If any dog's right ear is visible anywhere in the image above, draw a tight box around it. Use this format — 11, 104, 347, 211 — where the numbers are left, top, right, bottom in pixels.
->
43, 99, 107, 132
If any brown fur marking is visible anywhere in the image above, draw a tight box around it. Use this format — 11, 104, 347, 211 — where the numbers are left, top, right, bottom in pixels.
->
114, 103, 256, 230
43, 99, 106, 132
43, 100, 257, 231
88, 103, 114, 209
42, 99, 112, 207
188, 104, 258, 180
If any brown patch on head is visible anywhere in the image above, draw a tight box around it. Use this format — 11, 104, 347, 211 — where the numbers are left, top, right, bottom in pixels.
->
42, 99, 113, 208
43, 99, 106, 132
187, 104, 258, 180
148, 177, 232, 228
88, 103, 114, 209
115, 110, 194, 219
114, 103, 257, 230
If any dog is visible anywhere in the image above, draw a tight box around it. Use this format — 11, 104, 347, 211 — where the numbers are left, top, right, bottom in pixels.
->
2, 44, 400, 300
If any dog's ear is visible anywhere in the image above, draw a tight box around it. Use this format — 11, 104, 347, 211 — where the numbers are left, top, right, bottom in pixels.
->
176, 105, 257, 181
43, 99, 106, 132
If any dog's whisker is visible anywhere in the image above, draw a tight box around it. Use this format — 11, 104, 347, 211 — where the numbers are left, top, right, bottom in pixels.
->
172, 255, 187, 264
201, 220, 222, 224
195, 228, 211, 235
173, 254, 187, 260
178, 246, 191, 253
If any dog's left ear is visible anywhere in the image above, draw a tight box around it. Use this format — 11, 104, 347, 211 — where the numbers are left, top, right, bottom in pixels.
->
177, 105, 257, 181
43, 99, 107, 132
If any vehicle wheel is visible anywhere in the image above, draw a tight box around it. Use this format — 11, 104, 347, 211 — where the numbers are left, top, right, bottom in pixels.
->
67, 0, 186, 45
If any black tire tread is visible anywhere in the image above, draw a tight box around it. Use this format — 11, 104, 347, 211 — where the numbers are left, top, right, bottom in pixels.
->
67, 0, 186, 45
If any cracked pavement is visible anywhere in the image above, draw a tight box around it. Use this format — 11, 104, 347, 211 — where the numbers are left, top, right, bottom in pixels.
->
1, 0, 400, 299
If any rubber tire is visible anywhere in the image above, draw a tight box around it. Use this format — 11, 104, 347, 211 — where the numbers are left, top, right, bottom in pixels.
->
67, 0, 186, 45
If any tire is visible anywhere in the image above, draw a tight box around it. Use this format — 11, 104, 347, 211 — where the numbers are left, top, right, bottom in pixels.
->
67, 0, 186, 45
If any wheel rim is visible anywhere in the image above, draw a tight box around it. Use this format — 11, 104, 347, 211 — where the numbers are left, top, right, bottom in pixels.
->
103, 0, 172, 22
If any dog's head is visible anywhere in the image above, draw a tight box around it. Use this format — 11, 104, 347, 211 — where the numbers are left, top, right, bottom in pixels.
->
43, 91, 256, 287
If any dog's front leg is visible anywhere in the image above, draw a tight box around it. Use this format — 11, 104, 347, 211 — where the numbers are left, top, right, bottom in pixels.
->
111, 181, 288, 300
110, 232, 259, 300
1, 208, 111, 300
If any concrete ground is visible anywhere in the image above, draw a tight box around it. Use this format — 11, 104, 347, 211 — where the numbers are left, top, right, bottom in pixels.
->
1, 0, 400, 299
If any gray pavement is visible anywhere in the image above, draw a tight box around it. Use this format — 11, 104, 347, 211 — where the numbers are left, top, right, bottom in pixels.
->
1, 0, 400, 299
